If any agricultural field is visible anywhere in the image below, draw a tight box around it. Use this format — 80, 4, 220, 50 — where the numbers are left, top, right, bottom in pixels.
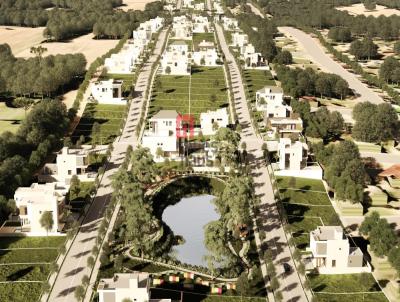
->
149, 66, 229, 124
275, 176, 340, 252
308, 273, 388, 302
193, 33, 215, 50
72, 103, 126, 144
0, 236, 65, 302
0, 102, 27, 134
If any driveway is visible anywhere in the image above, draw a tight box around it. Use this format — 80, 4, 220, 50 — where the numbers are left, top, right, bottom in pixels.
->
46, 28, 169, 302
216, 22, 308, 302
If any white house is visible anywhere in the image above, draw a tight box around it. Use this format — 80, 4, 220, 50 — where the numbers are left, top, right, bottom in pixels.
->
160, 41, 191, 75
90, 79, 126, 105
278, 138, 308, 171
98, 272, 171, 302
241, 44, 266, 69
105, 43, 143, 74
200, 108, 229, 135
142, 110, 181, 159
232, 32, 248, 47
39, 147, 97, 185
193, 15, 210, 33
309, 226, 371, 274
194, 2, 205, 11
222, 17, 239, 31
182, 0, 194, 8
193, 40, 219, 66
266, 116, 303, 139
14, 183, 67, 235
255, 86, 291, 118
172, 16, 192, 40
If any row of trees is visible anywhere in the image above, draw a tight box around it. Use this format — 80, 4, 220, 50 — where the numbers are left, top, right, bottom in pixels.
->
0, 44, 86, 97
314, 140, 366, 203
0, 0, 164, 41
328, 27, 352, 43
275, 65, 350, 99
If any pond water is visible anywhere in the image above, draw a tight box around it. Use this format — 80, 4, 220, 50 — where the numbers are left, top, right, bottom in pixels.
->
162, 194, 219, 266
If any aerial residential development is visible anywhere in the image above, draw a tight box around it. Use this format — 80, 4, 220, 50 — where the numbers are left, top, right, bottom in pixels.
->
0, 1, 400, 302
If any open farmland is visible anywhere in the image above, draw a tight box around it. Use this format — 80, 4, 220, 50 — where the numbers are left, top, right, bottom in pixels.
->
149, 66, 229, 124
0, 236, 65, 302
72, 103, 126, 144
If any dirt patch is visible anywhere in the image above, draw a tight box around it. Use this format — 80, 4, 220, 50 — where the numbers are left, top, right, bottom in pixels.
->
0, 26, 45, 55
336, 3, 400, 17
117, 0, 157, 11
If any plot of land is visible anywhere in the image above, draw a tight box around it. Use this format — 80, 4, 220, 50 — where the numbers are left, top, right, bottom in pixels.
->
117, 0, 157, 11
16, 33, 119, 67
0, 102, 27, 134
149, 66, 229, 123
0, 236, 65, 302
0, 26, 45, 55
308, 273, 388, 302
336, 3, 400, 17
276, 177, 340, 251
193, 33, 215, 50
72, 103, 126, 144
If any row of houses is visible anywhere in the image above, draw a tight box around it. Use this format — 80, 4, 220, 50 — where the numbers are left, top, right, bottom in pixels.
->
230, 31, 268, 69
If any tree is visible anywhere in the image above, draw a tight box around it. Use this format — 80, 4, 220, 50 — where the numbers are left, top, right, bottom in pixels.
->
379, 56, 400, 83
394, 41, 400, 55
275, 50, 293, 65
334, 79, 349, 100
69, 175, 81, 201
388, 247, 400, 277
200, 57, 206, 65
12, 97, 34, 117
364, 0, 376, 11
74, 285, 85, 302
270, 276, 280, 291
155, 147, 163, 159
92, 122, 101, 145
87, 256, 95, 268
165, 66, 171, 75
40, 211, 54, 235
82, 275, 90, 287
213, 127, 240, 166
114, 254, 124, 272
30, 46, 48, 58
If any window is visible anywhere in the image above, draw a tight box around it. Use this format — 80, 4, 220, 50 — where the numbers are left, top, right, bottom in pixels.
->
68, 170, 72, 175
332, 260, 336, 267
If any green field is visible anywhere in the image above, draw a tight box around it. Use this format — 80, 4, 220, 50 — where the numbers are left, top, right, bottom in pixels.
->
0, 102, 26, 134
0, 236, 65, 302
72, 103, 126, 144
149, 66, 229, 124
276, 176, 340, 251
243, 69, 275, 102
193, 33, 215, 50
309, 273, 388, 302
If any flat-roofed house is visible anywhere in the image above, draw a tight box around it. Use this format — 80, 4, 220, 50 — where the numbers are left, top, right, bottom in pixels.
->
231, 32, 248, 47
172, 16, 192, 39
193, 40, 219, 66
14, 183, 67, 235
309, 226, 371, 274
266, 116, 303, 139
91, 79, 126, 105
222, 17, 239, 31
160, 41, 191, 75
98, 272, 172, 302
278, 138, 308, 171
193, 15, 210, 33
200, 108, 229, 135
256, 86, 291, 118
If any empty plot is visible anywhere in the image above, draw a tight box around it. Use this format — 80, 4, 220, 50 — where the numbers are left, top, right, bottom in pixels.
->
117, 0, 157, 11
336, 4, 400, 17
243, 69, 276, 101
0, 103, 26, 134
72, 103, 126, 144
0, 26, 45, 56
193, 33, 215, 50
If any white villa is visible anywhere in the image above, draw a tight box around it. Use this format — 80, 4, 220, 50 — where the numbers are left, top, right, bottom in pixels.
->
278, 138, 308, 171
309, 226, 371, 274
161, 41, 191, 75
266, 116, 303, 139
90, 79, 126, 105
182, 0, 194, 8
39, 147, 97, 185
241, 44, 266, 69
255, 86, 291, 118
141, 110, 180, 159
193, 40, 219, 66
200, 108, 229, 135
172, 15, 192, 40
193, 15, 210, 33
194, 2, 205, 11
13, 183, 67, 235
222, 17, 239, 31
98, 272, 171, 302
232, 32, 248, 47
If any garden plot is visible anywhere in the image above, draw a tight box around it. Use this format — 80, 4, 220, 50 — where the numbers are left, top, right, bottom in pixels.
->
276, 177, 340, 251
308, 273, 388, 302
149, 66, 229, 123
0, 102, 26, 134
72, 103, 126, 144
0, 236, 65, 302
193, 33, 215, 50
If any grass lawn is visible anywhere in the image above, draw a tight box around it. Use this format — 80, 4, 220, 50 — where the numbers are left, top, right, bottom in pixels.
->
243, 69, 275, 103
72, 103, 126, 144
0, 236, 65, 301
309, 273, 388, 302
149, 66, 229, 124
0, 102, 26, 134
193, 33, 215, 50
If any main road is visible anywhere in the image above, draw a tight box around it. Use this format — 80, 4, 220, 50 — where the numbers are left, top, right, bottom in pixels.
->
247, 2, 384, 105
47, 28, 169, 302
216, 21, 308, 302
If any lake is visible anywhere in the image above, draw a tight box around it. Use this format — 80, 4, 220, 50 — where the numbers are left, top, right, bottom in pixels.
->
162, 194, 219, 266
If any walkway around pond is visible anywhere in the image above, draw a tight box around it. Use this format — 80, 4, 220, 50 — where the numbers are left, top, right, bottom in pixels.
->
215, 19, 308, 302
46, 28, 169, 302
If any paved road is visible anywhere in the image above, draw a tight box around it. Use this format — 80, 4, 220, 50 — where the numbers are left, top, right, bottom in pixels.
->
278, 27, 384, 104
47, 28, 169, 302
216, 22, 308, 302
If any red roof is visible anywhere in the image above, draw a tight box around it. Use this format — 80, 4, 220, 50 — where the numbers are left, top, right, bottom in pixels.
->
379, 164, 400, 179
